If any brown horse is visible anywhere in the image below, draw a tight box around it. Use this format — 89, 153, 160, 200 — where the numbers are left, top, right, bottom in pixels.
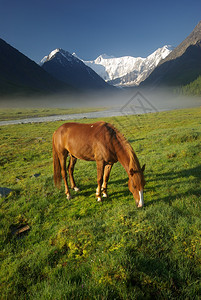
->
52, 121, 145, 207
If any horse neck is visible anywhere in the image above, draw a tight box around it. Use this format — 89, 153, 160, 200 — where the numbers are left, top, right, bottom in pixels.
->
117, 150, 130, 175
115, 140, 140, 175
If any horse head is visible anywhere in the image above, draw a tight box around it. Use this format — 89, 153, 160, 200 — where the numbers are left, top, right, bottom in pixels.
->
128, 164, 146, 208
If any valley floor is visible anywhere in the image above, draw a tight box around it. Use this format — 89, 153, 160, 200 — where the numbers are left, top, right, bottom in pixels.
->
0, 107, 200, 299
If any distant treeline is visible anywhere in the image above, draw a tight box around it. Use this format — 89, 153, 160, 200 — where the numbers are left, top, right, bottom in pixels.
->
178, 75, 201, 96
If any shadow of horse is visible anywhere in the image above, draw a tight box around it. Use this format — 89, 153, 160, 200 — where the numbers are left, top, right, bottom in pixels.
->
146, 165, 201, 207
69, 165, 201, 207
72, 177, 129, 201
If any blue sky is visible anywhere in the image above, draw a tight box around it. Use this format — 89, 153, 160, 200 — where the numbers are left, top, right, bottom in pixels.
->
1, 0, 201, 63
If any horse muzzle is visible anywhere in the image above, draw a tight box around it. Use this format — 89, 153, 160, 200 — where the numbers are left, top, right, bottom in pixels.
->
137, 190, 144, 208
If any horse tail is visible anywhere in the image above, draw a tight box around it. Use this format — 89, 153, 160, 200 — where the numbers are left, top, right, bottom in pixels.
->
52, 134, 61, 188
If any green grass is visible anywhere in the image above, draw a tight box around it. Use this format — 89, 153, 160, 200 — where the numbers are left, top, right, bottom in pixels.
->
0, 107, 106, 121
0, 107, 201, 299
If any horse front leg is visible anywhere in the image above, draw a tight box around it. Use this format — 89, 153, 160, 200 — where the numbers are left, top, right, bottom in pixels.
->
68, 155, 79, 192
102, 164, 113, 198
96, 160, 105, 202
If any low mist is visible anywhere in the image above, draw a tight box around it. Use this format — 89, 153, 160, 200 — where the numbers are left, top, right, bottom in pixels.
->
0, 87, 200, 116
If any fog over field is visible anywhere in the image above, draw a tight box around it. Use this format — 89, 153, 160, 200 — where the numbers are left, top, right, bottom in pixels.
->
0, 88, 200, 117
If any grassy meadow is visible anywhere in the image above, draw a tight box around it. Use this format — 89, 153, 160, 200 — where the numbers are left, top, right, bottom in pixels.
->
0, 107, 201, 299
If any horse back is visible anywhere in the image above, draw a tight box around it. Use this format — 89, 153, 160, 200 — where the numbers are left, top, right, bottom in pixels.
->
53, 122, 118, 162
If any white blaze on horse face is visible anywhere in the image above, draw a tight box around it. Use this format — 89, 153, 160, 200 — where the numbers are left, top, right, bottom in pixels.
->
138, 190, 144, 207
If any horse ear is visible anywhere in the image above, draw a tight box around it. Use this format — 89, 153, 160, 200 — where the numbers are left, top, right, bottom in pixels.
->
129, 168, 135, 176
141, 164, 146, 172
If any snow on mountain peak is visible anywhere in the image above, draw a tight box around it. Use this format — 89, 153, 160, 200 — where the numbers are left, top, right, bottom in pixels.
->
40, 48, 81, 66
97, 54, 115, 60
72, 52, 79, 58
40, 48, 61, 65
40, 45, 173, 87
48, 48, 60, 59
80, 45, 173, 86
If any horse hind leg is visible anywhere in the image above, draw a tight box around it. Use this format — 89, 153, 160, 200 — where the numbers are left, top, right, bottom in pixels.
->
96, 160, 105, 202
68, 155, 79, 192
102, 164, 113, 198
58, 151, 71, 200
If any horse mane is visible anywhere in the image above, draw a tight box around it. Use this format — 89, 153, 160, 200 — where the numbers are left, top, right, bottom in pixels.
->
104, 122, 141, 171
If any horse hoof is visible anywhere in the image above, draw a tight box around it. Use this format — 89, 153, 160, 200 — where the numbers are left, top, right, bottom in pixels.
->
97, 197, 102, 202
73, 187, 80, 192
137, 204, 143, 208
66, 194, 72, 200
102, 192, 108, 198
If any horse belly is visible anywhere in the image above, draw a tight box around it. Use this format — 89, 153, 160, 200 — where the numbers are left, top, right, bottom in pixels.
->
67, 140, 95, 161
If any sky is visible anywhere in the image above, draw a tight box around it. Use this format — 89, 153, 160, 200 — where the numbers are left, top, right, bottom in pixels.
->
0, 0, 201, 63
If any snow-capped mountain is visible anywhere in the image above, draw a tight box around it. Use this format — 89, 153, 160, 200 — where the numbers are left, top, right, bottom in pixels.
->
75, 45, 173, 87
40, 49, 113, 90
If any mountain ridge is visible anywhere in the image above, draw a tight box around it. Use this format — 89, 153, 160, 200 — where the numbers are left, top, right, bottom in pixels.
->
141, 21, 201, 87
0, 38, 72, 97
159, 21, 201, 64
40, 49, 113, 91
76, 45, 173, 87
